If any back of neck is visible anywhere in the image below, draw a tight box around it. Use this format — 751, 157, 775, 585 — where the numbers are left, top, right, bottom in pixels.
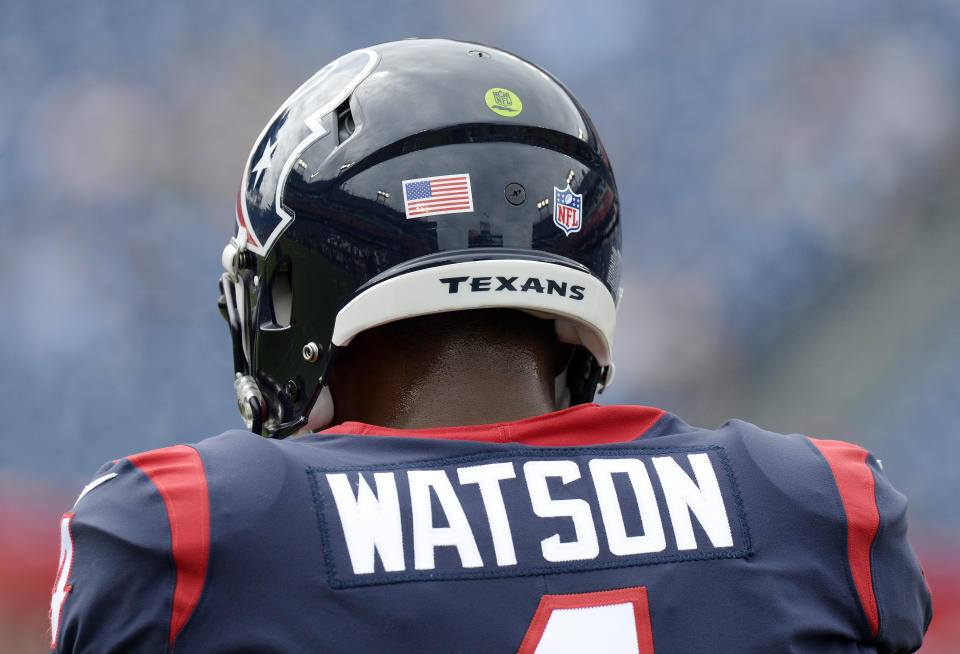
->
328, 311, 560, 429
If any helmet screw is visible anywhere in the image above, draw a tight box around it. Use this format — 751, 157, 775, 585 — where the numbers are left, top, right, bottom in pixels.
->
284, 380, 299, 401
505, 183, 526, 206
302, 342, 321, 362
467, 50, 490, 59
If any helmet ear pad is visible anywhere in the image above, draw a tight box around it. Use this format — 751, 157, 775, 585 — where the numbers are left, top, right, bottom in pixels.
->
326, 309, 561, 427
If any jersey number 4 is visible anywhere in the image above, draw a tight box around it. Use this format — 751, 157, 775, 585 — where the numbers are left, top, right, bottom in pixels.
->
518, 587, 655, 654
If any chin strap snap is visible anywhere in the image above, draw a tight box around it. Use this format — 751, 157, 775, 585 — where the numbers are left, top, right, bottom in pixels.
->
234, 373, 266, 434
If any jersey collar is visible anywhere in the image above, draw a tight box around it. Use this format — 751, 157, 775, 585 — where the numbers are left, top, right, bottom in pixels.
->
318, 403, 666, 447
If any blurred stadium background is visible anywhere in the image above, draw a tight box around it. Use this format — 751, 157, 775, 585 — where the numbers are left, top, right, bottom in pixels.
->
2, 1, 958, 650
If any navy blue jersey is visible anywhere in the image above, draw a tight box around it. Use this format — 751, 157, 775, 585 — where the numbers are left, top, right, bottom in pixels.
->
51, 404, 931, 653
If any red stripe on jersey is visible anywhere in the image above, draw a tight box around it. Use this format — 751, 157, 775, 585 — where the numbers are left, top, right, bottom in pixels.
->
128, 446, 210, 647
809, 439, 880, 637
322, 403, 666, 447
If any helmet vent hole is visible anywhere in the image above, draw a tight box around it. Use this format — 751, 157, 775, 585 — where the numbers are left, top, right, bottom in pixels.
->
336, 99, 356, 144
271, 265, 293, 327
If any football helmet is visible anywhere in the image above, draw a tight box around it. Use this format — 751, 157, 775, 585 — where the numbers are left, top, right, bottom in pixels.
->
219, 38, 622, 437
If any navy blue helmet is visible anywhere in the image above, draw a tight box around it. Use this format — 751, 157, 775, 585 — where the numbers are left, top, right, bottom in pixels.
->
219, 38, 622, 437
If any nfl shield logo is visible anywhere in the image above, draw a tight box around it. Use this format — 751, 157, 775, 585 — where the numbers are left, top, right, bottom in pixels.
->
553, 186, 582, 236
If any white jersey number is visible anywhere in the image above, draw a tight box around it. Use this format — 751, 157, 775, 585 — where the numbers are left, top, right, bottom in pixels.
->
518, 587, 656, 654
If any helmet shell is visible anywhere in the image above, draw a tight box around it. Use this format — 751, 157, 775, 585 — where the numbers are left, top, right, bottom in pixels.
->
228, 39, 621, 435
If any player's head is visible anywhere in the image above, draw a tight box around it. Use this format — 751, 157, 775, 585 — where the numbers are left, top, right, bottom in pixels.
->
219, 38, 622, 437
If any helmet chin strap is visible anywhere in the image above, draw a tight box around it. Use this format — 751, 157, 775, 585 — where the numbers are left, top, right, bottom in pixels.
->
553, 367, 571, 410
295, 385, 335, 436
221, 237, 269, 435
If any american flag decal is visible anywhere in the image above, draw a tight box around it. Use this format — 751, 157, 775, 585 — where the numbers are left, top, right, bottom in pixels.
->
402, 174, 474, 219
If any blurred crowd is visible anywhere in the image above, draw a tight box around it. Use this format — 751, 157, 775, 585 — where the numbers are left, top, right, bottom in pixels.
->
2, 1, 958, 650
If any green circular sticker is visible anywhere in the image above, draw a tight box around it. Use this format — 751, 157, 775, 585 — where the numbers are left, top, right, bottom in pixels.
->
485, 88, 523, 117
